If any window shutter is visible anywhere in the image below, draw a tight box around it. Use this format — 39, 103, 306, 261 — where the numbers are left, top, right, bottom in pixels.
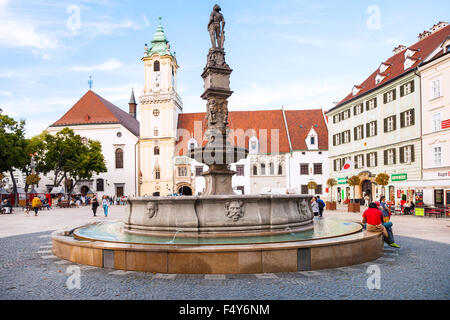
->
411, 145, 415, 163
366, 154, 370, 167
333, 135, 336, 146
333, 160, 336, 172
354, 156, 358, 169
374, 121, 377, 136
400, 112, 405, 128
383, 93, 387, 104
393, 89, 396, 100
400, 147, 405, 163
361, 125, 364, 139
393, 116, 397, 131
384, 150, 388, 165
384, 118, 388, 133
374, 98, 377, 108
361, 154, 365, 167
375, 153, 378, 167
353, 106, 357, 115
348, 130, 351, 142
411, 109, 415, 126
400, 85, 404, 97
411, 80, 415, 93
354, 127, 357, 140
393, 148, 397, 164
366, 123, 370, 137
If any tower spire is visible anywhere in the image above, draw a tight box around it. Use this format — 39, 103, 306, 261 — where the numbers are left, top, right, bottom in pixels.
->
129, 88, 137, 119
88, 75, 93, 90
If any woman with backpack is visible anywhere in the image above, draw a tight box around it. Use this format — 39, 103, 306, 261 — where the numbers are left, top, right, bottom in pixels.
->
91, 195, 99, 217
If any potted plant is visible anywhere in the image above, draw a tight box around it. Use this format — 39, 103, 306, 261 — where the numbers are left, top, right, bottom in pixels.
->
375, 172, 389, 202
326, 178, 337, 210
347, 175, 361, 212
307, 181, 318, 196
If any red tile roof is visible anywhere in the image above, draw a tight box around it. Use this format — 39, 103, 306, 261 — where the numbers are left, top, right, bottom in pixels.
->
175, 109, 328, 156
331, 24, 450, 111
285, 109, 328, 150
51, 90, 140, 136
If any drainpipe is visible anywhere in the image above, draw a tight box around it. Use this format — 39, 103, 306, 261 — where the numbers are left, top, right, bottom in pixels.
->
134, 139, 139, 197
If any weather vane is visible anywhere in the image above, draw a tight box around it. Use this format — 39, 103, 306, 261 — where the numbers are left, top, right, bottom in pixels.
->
88, 75, 93, 90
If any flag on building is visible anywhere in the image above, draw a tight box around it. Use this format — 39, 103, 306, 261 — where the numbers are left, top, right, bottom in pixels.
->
341, 159, 353, 171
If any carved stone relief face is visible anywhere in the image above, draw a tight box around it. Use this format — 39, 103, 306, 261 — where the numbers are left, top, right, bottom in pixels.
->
297, 199, 311, 220
225, 200, 244, 221
146, 202, 158, 219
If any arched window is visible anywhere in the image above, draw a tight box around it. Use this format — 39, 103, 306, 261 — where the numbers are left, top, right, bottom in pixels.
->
115, 148, 123, 169
261, 163, 266, 175
278, 164, 283, 175
269, 163, 274, 175
154, 146, 160, 155
253, 165, 258, 176
154, 60, 160, 72
96, 179, 104, 192
154, 127, 159, 136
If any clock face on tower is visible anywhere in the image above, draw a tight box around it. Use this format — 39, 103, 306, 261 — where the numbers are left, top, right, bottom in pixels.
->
152, 71, 161, 90
153, 109, 160, 117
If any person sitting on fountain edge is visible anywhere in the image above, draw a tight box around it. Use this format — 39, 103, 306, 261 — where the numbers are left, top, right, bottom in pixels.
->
378, 196, 400, 248
362, 202, 391, 245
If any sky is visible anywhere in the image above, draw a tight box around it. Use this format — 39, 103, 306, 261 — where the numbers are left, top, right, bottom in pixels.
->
0, 0, 449, 137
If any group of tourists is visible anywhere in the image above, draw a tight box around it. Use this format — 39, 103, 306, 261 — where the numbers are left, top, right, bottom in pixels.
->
311, 196, 326, 217
362, 195, 400, 248
90, 195, 110, 217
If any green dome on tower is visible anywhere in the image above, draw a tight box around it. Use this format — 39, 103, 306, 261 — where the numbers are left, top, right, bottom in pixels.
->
146, 17, 174, 58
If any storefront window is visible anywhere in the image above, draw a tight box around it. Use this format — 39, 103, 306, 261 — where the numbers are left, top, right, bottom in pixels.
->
415, 190, 424, 206
389, 186, 395, 202
434, 189, 444, 205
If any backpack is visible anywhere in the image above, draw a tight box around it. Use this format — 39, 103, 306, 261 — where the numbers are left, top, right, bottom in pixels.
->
318, 199, 325, 210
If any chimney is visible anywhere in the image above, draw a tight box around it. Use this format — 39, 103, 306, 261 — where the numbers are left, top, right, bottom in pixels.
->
129, 89, 137, 119
430, 21, 449, 33
418, 30, 431, 40
393, 45, 407, 54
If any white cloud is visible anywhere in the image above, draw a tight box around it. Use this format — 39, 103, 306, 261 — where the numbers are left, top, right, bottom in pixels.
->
0, 90, 12, 97
0, 0, 59, 55
69, 58, 123, 72
83, 20, 142, 35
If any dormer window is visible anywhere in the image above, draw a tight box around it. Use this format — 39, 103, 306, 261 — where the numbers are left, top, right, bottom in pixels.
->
310, 137, 315, 145
249, 135, 259, 154
379, 62, 390, 73
375, 74, 385, 85
352, 85, 361, 96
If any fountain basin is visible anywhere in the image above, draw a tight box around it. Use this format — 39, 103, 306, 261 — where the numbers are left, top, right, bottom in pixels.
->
51, 218, 384, 274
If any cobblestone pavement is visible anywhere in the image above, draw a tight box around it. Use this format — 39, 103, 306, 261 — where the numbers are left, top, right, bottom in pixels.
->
0, 207, 449, 300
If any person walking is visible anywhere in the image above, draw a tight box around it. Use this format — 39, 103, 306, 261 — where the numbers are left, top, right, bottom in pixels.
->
102, 195, 109, 217
364, 193, 370, 207
311, 197, 319, 217
31, 195, 42, 216
316, 195, 325, 217
91, 195, 99, 217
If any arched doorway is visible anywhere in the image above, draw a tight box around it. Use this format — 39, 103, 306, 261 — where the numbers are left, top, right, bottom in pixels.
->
80, 186, 89, 196
178, 186, 193, 196
362, 180, 372, 202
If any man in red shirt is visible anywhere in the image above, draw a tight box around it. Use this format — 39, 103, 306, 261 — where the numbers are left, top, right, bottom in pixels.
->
362, 202, 390, 241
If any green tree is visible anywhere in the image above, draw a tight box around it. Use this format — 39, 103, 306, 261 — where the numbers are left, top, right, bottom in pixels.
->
347, 175, 361, 203
326, 178, 337, 202
32, 128, 107, 196
0, 114, 29, 205
66, 139, 107, 195
307, 181, 318, 195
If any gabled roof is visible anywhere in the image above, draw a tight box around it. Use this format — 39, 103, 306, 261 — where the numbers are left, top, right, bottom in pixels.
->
175, 109, 328, 156
284, 109, 328, 150
330, 24, 450, 111
50, 90, 140, 137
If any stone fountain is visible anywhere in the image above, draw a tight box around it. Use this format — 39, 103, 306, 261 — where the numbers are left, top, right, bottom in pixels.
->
51, 5, 383, 274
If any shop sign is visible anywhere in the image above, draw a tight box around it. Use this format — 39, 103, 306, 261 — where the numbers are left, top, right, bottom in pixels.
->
391, 173, 407, 181
415, 207, 424, 217
437, 171, 450, 177
338, 177, 347, 185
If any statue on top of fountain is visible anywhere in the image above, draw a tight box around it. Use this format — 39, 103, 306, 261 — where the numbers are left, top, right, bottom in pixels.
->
208, 4, 225, 49
206, 5, 229, 69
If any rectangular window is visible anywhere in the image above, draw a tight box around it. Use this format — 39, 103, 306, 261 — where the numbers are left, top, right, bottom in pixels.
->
384, 115, 396, 132
300, 163, 309, 175
236, 165, 245, 176
354, 125, 364, 140
400, 80, 414, 97
333, 114, 341, 123
178, 167, 188, 177
354, 103, 364, 115
384, 148, 396, 165
367, 152, 377, 167
313, 163, 322, 175
383, 89, 396, 103
341, 109, 351, 120
366, 121, 377, 137
334, 159, 342, 172
400, 109, 415, 128
366, 98, 377, 111
333, 133, 341, 146
344, 130, 351, 143
432, 113, 442, 132
261, 163, 266, 175
433, 146, 442, 166
195, 166, 203, 176
354, 155, 364, 169
431, 79, 441, 99
301, 185, 309, 195
315, 185, 323, 195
